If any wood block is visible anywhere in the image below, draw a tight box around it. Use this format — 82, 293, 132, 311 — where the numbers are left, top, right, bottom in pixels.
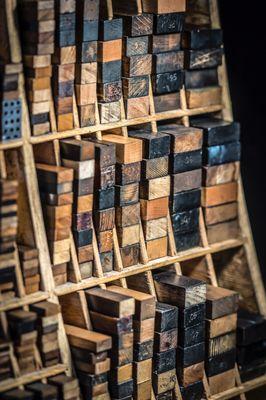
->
76, 0, 100, 20
134, 340, 154, 362
177, 342, 205, 367
116, 224, 140, 247
208, 368, 235, 396
125, 96, 150, 119
98, 39, 122, 62
155, 303, 178, 332
61, 159, 94, 180
116, 203, 140, 227
120, 244, 140, 268
87, 139, 116, 168
90, 311, 133, 335
174, 230, 200, 252
76, 20, 99, 42
171, 208, 199, 234
116, 162, 141, 186
159, 125, 203, 153
177, 361, 204, 387
54, 96, 73, 114
153, 51, 184, 74
94, 187, 115, 210
129, 131, 170, 159
98, 60, 122, 83
150, 33, 181, 54
76, 41, 98, 63
78, 103, 96, 127
204, 142, 241, 166
108, 286, 155, 320
26, 383, 58, 399
140, 176, 170, 200
154, 329, 178, 353
100, 251, 113, 273
110, 379, 134, 399
203, 162, 240, 187
60, 139, 94, 161
143, 217, 167, 241
191, 117, 240, 147
201, 182, 238, 207
153, 369, 176, 395
133, 318, 155, 342
133, 358, 152, 383
25, 66, 52, 79
206, 349, 236, 377
142, 0, 186, 13
76, 62, 97, 84
36, 163, 74, 184
170, 189, 201, 213
206, 313, 237, 339
115, 183, 139, 206
57, 113, 73, 131
73, 194, 93, 213
122, 76, 149, 99
140, 197, 168, 221
65, 324, 112, 353
180, 380, 204, 400
72, 178, 93, 196
204, 202, 238, 226
170, 150, 202, 174
123, 54, 152, 77
237, 310, 266, 346
179, 322, 205, 348
75, 83, 97, 105
185, 48, 223, 70
99, 101, 121, 123
186, 86, 222, 109
102, 134, 142, 164
206, 285, 239, 319
154, 13, 185, 34
52, 46, 76, 65
154, 92, 181, 112
86, 287, 135, 318
110, 363, 133, 383
24, 55, 51, 68
94, 164, 115, 190
207, 219, 239, 244
154, 271, 206, 308
123, 36, 149, 57
182, 29, 223, 50
121, 14, 153, 37
152, 71, 183, 95
98, 81, 122, 103
156, 391, 173, 400
207, 332, 236, 358
99, 18, 123, 41
146, 237, 168, 260
153, 348, 176, 374
185, 68, 219, 89
97, 230, 113, 253
94, 208, 115, 232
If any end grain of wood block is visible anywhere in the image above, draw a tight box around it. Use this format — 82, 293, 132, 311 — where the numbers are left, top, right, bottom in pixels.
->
116, 203, 140, 227
99, 101, 121, 124
133, 358, 152, 383
98, 39, 122, 62
75, 62, 97, 84
208, 368, 236, 395
52, 46, 76, 65
177, 361, 204, 387
75, 83, 97, 105
201, 182, 238, 207
125, 96, 150, 119
102, 134, 143, 164
206, 313, 237, 338
186, 86, 222, 109
142, 0, 186, 14
143, 217, 168, 241
57, 113, 73, 132
204, 202, 238, 226
203, 162, 240, 187
146, 236, 168, 260
117, 224, 140, 247
140, 176, 170, 200
206, 219, 239, 244
140, 197, 169, 221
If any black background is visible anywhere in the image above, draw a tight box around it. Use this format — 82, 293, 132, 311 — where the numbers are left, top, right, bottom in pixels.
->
218, 1, 266, 283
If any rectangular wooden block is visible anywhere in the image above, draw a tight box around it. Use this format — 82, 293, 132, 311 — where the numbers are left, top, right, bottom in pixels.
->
110, 363, 133, 383
94, 186, 115, 210
153, 13, 185, 34
134, 339, 154, 362
185, 68, 219, 89
115, 183, 139, 206
201, 182, 238, 207
191, 117, 240, 147
88, 139, 116, 168
152, 71, 183, 95
179, 322, 205, 348
153, 369, 176, 395
94, 164, 115, 190
89, 311, 133, 336
155, 303, 178, 333
153, 348, 176, 374
123, 54, 152, 77
177, 342, 205, 367
123, 36, 149, 57
150, 33, 181, 54
98, 81, 122, 103
140, 176, 170, 200
122, 14, 153, 37
102, 134, 142, 164
120, 244, 140, 268
182, 29, 223, 50
207, 332, 236, 358
185, 48, 223, 70
116, 203, 140, 227
75, 62, 97, 85
98, 39, 122, 62
133, 318, 155, 342
203, 162, 240, 187
206, 313, 237, 339
140, 197, 168, 221
133, 358, 152, 383
146, 237, 168, 260
116, 162, 141, 186
97, 230, 113, 253
186, 86, 222, 109
206, 349, 236, 377
154, 92, 181, 112
237, 310, 266, 346
141, 156, 169, 180
171, 208, 199, 234
125, 96, 150, 119
61, 159, 95, 180
100, 251, 113, 273
177, 362, 204, 387
123, 76, 149, 99
153, 51, 184, 74
75, 83, 97, 106
170, 189, 201, 213
142, 0, 186, 13
129, 131, 170, 159
98, 60, 122, 83
99, 101, 121, 123
180, 380, 204, 400
99, 18, 123, 41
208, 368, 236, 396
159, 125, 203, 154
204, 142, 241, 166
169, 150, 202, 174
204, 202, 238, 226
94, 207, 115, 232
206, 285, 239, 319
143, 217, 167, 241
60, 139, 95, 161
76, 41, 97, 63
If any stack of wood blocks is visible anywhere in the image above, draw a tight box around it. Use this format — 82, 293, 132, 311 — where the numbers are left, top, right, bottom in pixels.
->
30, 300, 61, 367
48, 373, 80, 399
129, 129, 170, 260
19, 0, 55, 136
7, 309, 37, 374
66, 323, 111, 399
107, 285, 155, 400
0, 179, 18, 300
60, 139, 95, 280
205, 285, 238, 395
160, 123, 203, 252
153, 303, 178, 399
115, 5, 152, 120
102, 134, 142, 268
146, 0, 186, 112
0, 63, 22, 141
237, 310, 266, 382
0, 338, 13, 381
98, 12, 123, 124
154, 271, 206, 400
75, 0, 99, 127
53, 0, 76, 132
18, 246, 40, 295
191, 117, 241, 243
36, 164, 73, 281
86, 287, 136, 399
183, 27, 223, 109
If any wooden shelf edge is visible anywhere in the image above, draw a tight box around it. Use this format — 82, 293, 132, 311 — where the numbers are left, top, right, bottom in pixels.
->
29, 104, 223, 145
0, 139, 23, 150
209, 374, 266, 400
55, 238, 244, 296
0, 291, 49, 312
0, 364, 67, 393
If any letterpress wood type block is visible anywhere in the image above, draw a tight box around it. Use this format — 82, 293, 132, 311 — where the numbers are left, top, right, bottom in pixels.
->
117, 224, 140, 247
150, 33, 181, 54
143, 217, 168, 241
204, 202, 238, 226
170, 189, 201, 213
206, 349, 236, 377
152, 369, 176, 395
99, 18, 123, 41
94, 207, 115, 232
177, 342, 205, 367
201, 182, 238, 207
237, 310, 266, 346
152, 71, 183, 95
115, 183, 139, 206
122, 76, 149, 99
169, 150, 202, 174
140, 197, 169, 221
207, 332, 236, 358
99, 101, 121, 123
86, 139, 116, 168
129, 131, 170, 159
125, 96, 150, 119
171, 208, 199, 234
121, 14, 153, 37
94, 164, 115, 190
94, 187, 115, 210
98, 60, 122, 83
140, 176, 170, 200
123, 54, 152, 77
102, 134, 142, 164
153, 328, 178, 353
177, 362, 204, 387
203, 162, 240, 187
98, 81, 122, 103
90, 311, 133, 336
141, 156, 169, 180
186, 86, 222, 109
76, 41, 98, 63
98, 39, 122, 63
153, 348, 176, 374
60, 139, 94, 161
155, 303, 178, 333
120, 244, 140, 268
146, 236, 168, 260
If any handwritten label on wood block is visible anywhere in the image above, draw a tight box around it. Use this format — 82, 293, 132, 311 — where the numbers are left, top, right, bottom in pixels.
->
122, 76, 149, 99
99, 101, 121, 124
185, 48, 223, 70
170, 150, 202, 174
153, 51, 184, 74
123, 36, 149, 57
140, 176, 170, 200
146, 236, 168, 260
98, 39, 122, 63
152, 71, 184, 95
125, 96, 150, 119
204, 202, 238, 226
102, 134, 143, 164
201, 182, 238, 207
154, 271, 206, 308
117, 224, 140, 247
143, 217, 167, 241
142, 0, 186, 14
116, 203, 140, 227
186, 86, 222, 109
123, 54, 152, 77
203, 162, 240, 187
140, 197, 169, 221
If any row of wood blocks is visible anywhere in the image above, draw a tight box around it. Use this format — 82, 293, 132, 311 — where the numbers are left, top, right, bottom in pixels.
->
0, 63, 22, 141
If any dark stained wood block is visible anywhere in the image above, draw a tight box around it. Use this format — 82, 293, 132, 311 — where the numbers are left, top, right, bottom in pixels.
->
206, 285, 239, 320
185, 68, 219, 89
123, 36, 149, 57
154, 13, 185, 34
27, 382, 58, 399
76, 19, 99, 42
237, 310, 266, 346
203, 142, 241, 166
98, 81, 122, 103
122, 76, 149, 99
170, 189, 201, 213
72, 212, 92, 231
128, 131, 170, 159
97, 60, 122, 83
116, 203, 140, 227
120, 244, 140, 268
182, 29, 223, 50
94, 164, 115, 190
169, 150, 202, 174
150, 33, 181, 54
155, 303, 178, 332
152, 369, 176, 395
121, 14, 153, 37
76, 41, 98, 63
115, 183, 139, 206
178, 303, 205, 329
94, 187, 115, 210
76, 0, 100, 20
100, 251, 113, 273
237, 339, 266, 367
123, 54, 152, 77
73, 178, 93, 196
153, 348, 176, 374
73, 228, 93, 248
94, 208, 115, 232
153, 51, 184, 74
171, 208, 199, 234
180, 380, 204, 400
116, 162, 141, 186
99, 18, 123, 41
177, 342, 205, 367
86, 139, 116, 168
2, 389, 34, 400
152, 71, 183, 95
141, 156, 169, 180
154, 92, 181, 113
154, 271, 206, 308
185, 48, 223, 70
55, 29, 75, 47
179, 322, 205, 348
134, 340, 154, 362
90, 311, 133, 336
171, 169, 201, 194
206, 349, 236, 377
60, 139, 95, 161
153, 329, 178, 353
110, 379, 134, 399
174, 230, 200, 252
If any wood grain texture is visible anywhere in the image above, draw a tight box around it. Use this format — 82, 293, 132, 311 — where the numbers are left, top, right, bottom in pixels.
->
201, 182, 238, 207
